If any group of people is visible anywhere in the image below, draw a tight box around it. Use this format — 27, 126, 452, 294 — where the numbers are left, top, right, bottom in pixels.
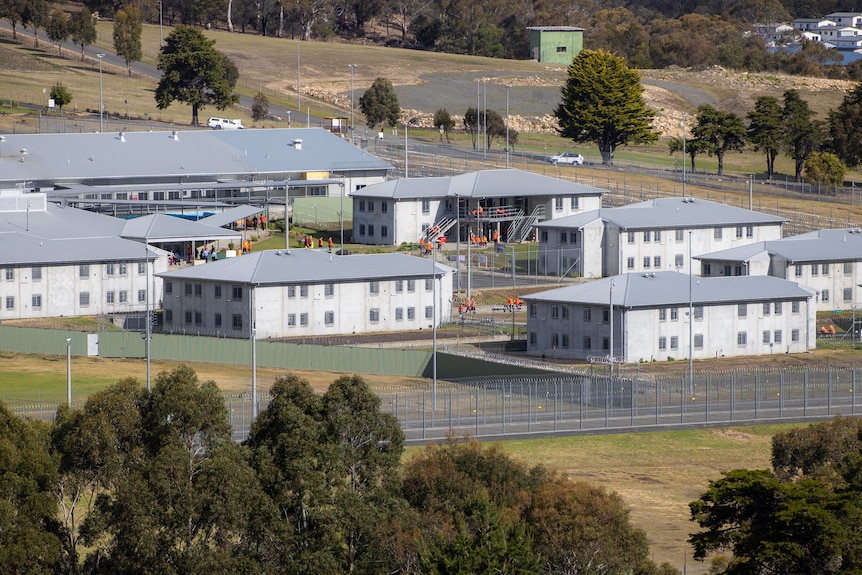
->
304, 236, 334, 250
506, 297, 524, 311
245, 214, 266, 230
198, 245, 219, 261
457, 298, 477, 318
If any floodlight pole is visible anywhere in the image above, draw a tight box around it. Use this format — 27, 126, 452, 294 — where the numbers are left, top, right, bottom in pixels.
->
609, 280, 615, 379
682, 113, 687, 197
145, 239, 151, 392
505, 84, 511, 169
66, 338, 72, 405
689, 231, 694, 394
348, 64, 357, 144
97, 53, 105, 132
158, 1, 163, 47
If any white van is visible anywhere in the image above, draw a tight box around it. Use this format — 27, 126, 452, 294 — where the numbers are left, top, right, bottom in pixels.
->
207, 117, 245, 130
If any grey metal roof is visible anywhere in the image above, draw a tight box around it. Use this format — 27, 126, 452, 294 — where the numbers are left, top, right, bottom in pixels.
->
0, 231, 158, 266
698, 228, 862, 263
0, 128, 392, 188
523, 271, 811, 308
535, 198, 785, 230
0, 201, 126, 239
156, 249, 454, 285
352, 169, 605, 200
120, 213, 243, 242
197, 206, 266, 229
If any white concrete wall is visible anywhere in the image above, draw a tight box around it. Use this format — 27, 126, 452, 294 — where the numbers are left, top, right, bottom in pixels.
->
0, 256, 167, 320
162, 271, 454, 338
782, 261, 862, 311
526, 296, 814, 362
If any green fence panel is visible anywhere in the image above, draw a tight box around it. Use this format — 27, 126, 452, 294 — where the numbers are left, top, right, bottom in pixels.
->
0, 325, 87, 356
99, 331, 145, 358
292, 197, 353, 226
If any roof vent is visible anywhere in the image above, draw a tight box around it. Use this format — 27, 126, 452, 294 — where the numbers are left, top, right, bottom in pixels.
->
291, 139, 303, 150
650, 272, 656, 277
118, 131, 125, 142
19, 148, 27, 155
172, 131, 179, 141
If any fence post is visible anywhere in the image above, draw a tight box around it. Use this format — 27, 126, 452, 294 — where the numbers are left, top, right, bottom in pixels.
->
705, 375, 709, 423
804, 368, 808, 416
448, 389, 453, 433
422, 391, 426, 440
730, 374, 734, 421
656, 378, 660, 425
828, 367, 832, 415
680, 377, 684, 424
854, 369, 857, 415
779, 372, 784, 417
754, 374, 759, 419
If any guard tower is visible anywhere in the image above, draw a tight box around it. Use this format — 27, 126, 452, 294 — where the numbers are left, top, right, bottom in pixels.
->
527, 26, 584, 64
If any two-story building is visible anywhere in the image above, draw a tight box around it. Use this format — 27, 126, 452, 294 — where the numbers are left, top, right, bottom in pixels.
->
350, 169, 604, 246
533, 197, 785, 278
696, 228, 862, 311
157, 249, 454, 339
523, 272, 815, 363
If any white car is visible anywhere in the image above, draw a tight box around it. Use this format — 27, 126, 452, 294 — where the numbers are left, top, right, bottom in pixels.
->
549, 152, 584, 165
207, 117, 245, 130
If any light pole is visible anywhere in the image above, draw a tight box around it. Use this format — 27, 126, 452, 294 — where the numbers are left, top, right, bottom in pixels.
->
455, 193, 461, 291
97, 53, 105, 132
158, 0, 163, 47
404, 119, 409, 177
348, 64, 357, 143
66, 338, 72, 405
689, 231, 694, 394
431, 254, 437, 410
505, 84, 511, 169
609, 280, 615, 379
145, 241, 151, 392
682, 113, 687, 197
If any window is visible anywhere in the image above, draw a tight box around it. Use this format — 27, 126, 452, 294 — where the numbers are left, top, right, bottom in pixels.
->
368, 201, 375, 212
530, 332, 537, 345
792, 301, 800, 313
658, 337, 667, 350
32, 267, 41, 281
185, 283, 193, 296
654, 256, 661, 268
670, 308, 678, 321
763, 331, 771, 344
31, 294, 41, 309
232, 315, 242, 329
396, 308, 404, 321
325, 311, 334, 325
737, 331, 747, 346
556, 45, 567, 53
407, 307, 415, 320
746, 226, 753, 238
643, 231, 651, 242
845, 288, 853, 302
627, 232, 635, 244
603, 337, 610, 350
562, 334, 570, 348
381, 225, 388, 238
368, 225, 375, 236
555, 197, 563, 211
675, 229, 684, 242
165, 310, 173, 324
811, 264, 818, 276
106, 291, 116, 304
822, 263, 829, 275
763, 302, 771, 316
570, 196, 579, 209
694, 306, 704, 320
421, 199, 430, 214
425, 278, 433, 291
369, 281, 379, 295
359, 224, 366, 236
675, 254, 684, 268
659, 309, 667, 321
845, 262, 853, 275
583, 308, 591, 321
570, 232, 579, 243
602, 308, 609, 322
118, 263, 127, 275
232, 286, 243, 300
165, 281, 173, 295
792, 329, 800, 342
325, 283, 334, 297
703, 263, 712, 275
714, 227, 723, 240
654, 230, 661, 242
562, 306, 569, 319
300, 285, 308, 298
359, 200, 365, 212
138, 262, 147, 274
287, 286, 296, 298
195, 311, 202, 325
370, 309, 380, 322
194, 283, 202, 297
395, 280, 403, 293
79, 265, 89, 278
119, 291, 128, 303
723, 265, 731, 276
300, 313, 309, 326
670, 336, 678, 349
106, 263, 115, 276
4, 296, 13, 310
583, 336, 592, 349
552, 306, 560, 319
288, 314, 296, 327
80, 292, 90, 306
407, 280, 415, 292
774, 330, 782, 344
694, 334, 704, 349
215, 285, 222, 299
643, 256, 651, 268
795, 264, 803, 277
738, 303, 747, 317
560, 232, 567, 244
774, 301, 782, 315
735, 265, 743, 276
627, 257, 635, 270
822, 290, 830, 302
185, 310, 192, 324
381, 202, 388, 213
735, 226, 743, 238
540, 230, 548, 242
425, 306, 433, 319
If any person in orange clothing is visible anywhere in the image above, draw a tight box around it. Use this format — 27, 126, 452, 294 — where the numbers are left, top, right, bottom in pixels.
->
318, 237, 324, 248
493, 229, 499, 244
260, 214, 266, 229
328, 237, 333, 251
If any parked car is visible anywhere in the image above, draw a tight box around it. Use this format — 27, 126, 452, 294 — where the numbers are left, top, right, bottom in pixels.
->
548, 152, 584, 165
207, 117, 245, 130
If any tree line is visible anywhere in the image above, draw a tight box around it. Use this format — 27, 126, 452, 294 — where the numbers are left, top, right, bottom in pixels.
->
0, 365, 681, 575
6, 0, 862, 79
